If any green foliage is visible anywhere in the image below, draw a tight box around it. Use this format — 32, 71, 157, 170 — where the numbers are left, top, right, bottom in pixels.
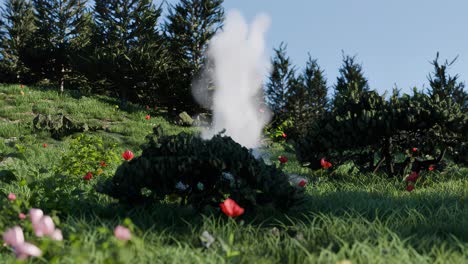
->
85, 0, 170, 106
164, 0, 224, 110
57, 133, 120, 178
100, 126, 303, 211
265, 42, 296, 123
287, 55, 328, 139
0, 0, 36, 83
297, 80, 467, 175
25, 0, 92, 91
333, 53, 369, 106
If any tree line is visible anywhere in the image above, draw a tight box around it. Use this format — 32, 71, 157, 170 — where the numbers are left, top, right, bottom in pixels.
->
1, 0, 466, 172
0, 0, 223, 110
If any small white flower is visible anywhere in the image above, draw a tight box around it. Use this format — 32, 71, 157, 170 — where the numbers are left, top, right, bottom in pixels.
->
197, 182, 204, 191
222, 172, 234, 182
175, 181, 189, 191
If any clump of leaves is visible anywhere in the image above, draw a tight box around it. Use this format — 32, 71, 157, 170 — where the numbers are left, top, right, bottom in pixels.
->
28, 134, 120, 213
99, 126, 303, 211
57, 133, 120, 178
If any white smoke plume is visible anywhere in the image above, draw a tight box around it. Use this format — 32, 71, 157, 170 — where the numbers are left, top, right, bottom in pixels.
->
193, 10, 272, 149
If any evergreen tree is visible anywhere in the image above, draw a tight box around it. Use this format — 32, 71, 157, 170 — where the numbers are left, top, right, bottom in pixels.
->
164, 0, 224, 110
28, 0, 91, 91
265, 43, 296, 123
333, 53, 369, 111
288, 55, 328, 137
0, 0, 35, 83
89, 0, 168, 106
428, 52, 467, 111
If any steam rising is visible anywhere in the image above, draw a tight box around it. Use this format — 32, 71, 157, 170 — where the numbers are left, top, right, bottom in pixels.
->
193, 10, 272, 149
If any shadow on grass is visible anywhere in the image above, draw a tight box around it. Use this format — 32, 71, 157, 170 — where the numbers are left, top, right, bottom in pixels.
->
56, 187, 466, 253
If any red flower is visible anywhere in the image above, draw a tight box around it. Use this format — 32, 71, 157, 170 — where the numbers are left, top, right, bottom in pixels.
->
122, 150, 134, 161
298, 179, 307, 187
278, 156, 288, 164
42, 143, 47, 148
411, 147, 418, 153
99, 160, 108, 167
406, 185, 414, 192
405, 171, 419, 182
83, 172, 93, 181
320, 158, 332, 169
145, 114, 151, 120
220, 198, 244, 218
282, 132, 287, 139
428, 165, 435, 171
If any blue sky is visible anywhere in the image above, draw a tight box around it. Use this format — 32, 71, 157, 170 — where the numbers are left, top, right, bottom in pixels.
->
217, 0, 468, 95
2, 0, 466, 94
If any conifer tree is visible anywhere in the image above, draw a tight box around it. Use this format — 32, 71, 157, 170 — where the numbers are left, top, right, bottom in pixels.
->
265, 43, 296, 123
0, 0, 35, 83
164, 0, 224, 110
28, 0, 91, 92
428, 53, 467, 111
333, 53, 369, 111
89, 0, 168, 106
288, 55, 328, 137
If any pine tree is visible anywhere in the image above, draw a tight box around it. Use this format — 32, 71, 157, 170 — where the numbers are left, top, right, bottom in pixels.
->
428, 52, 467, 111
0, 0, 35, 83
164, 0, 224, 110
265, 43, 296, 122
28, 0, 91, 92
333, 53, 369, 110
90, 0, 168, 106
288, 55, 328, 137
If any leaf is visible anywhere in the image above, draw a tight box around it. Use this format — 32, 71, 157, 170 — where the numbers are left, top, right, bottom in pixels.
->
0, 170, 17, 183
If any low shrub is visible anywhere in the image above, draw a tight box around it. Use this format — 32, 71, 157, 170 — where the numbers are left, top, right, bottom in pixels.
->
99, 127, 303, 211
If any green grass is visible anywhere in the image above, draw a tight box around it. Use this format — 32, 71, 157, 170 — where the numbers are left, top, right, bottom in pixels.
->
0, 84, 467, 263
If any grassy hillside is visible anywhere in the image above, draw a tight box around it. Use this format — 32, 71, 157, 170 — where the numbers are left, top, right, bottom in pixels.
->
0, 84, 467, 263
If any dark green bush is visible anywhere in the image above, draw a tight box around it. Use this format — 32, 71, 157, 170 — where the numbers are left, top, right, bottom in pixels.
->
99, 127, 303, 211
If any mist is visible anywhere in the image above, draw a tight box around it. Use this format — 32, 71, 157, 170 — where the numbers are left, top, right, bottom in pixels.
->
193, 10, 272, 149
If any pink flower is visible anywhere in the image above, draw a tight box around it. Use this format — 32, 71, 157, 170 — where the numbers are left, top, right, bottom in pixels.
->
32, 215, 55, 237
114, 225, 131, 241
428, 165, 435, 171
282, 132, 287, 139
298, 179, 307, 187
8, 193, 16, 201
19, 213, 26, 220
3, 226, 24, 247
29, 208, 44, 224
15, 242, 42, 260
50, 229, 63, 241
3, 226, 42, 260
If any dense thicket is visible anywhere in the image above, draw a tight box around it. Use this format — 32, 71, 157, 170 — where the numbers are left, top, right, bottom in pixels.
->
295, 54, 467, 174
